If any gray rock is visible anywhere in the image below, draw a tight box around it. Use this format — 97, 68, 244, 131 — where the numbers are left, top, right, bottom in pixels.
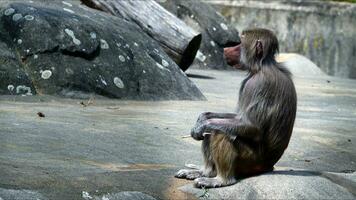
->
0, 1, 205, 100
179, 168, 356, 199
88, 191, 156, 200
158, 0, 240, 70
0, 188, 47, 200
210, 0, 356, 79
277, 53, 326, 77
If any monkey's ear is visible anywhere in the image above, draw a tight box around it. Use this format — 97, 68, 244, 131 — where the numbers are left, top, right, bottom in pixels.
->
256, 40, 263, 58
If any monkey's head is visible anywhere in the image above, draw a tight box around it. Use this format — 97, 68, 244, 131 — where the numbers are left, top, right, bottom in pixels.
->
237, 28, 279, 72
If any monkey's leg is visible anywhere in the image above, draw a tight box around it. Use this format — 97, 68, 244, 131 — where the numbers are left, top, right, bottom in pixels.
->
175, 136, 217, 180
194, 133, 237, 188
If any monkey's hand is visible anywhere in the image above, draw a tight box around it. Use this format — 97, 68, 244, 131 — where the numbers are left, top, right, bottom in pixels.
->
191, 123, 208, 140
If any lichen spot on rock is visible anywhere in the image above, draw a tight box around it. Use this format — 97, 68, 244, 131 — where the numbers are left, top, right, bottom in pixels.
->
196, 50, 207, 62
220, 23, 228, 30
41, 70, 52, 79
119, 55, 125, 62
63, 8, 75, 14
7, 84, 14, 91
16, 85, 32, 95
17, 39, 23, 45
100, 39, 109, 49
24, 15, 34, 21
210, 41, 216, 47
162, 59, 169, 67
12, 13, 23, 21
65, 28, 81, 45
90, 32, 97, 39
113, 77, 124, 89
65, 68, 74, 75
62, 1, 73, 7
156, 63, 165, 70
4, 8, 15, 16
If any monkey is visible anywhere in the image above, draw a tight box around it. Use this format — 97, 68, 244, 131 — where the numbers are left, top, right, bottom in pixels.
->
175, 28, 297, 188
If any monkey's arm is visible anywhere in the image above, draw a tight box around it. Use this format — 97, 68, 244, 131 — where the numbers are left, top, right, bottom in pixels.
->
191, 118, 261, 141
196, 112, 237, 124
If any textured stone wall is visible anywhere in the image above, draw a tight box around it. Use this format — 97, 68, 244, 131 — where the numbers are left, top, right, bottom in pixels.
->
209, 0, 356, 79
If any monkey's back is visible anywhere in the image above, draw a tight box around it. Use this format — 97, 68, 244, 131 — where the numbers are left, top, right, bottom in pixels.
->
239, 64, 297, 167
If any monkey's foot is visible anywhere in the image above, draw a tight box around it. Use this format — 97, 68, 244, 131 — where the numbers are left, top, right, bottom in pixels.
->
175, 169, 203, 180
194, 176, 237, 188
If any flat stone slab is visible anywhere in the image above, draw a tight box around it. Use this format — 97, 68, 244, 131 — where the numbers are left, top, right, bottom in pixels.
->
0, 68, 355, 199
180, 168, 356, 199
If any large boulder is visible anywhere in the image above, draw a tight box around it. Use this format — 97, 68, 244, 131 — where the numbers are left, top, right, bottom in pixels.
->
158, 0, 240, 70
0, 1, 205, 100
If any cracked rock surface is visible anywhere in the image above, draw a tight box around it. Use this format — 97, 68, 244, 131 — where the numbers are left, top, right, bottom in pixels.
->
0, 1, 204, 100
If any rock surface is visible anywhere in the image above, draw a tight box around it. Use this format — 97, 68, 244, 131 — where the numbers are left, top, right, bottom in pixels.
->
0, 1, 204, 100
158, 0, 240, 70
276, 53, 326, 77
210, 0, 356, 79
180, 168, 356, 199
0, 62, 355, 199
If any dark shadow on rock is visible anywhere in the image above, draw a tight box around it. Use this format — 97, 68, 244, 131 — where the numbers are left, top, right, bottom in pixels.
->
186, 73, 215, 79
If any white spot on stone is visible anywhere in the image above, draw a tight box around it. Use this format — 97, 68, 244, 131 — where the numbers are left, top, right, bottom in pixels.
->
134, 42, 139, 47
100, 39, 109, 49
82, 191, 92, 200
63, 8, 75, 14
119, 55, 125, 62
17, 39, 22, 45
16, 85, 32, 95
100, 77, 107, 86
24, 15, 34, 21
213, 27, 217, 31
62, 1, 73, 7
90, 32, 97, 39
7, 84, 14, 91
25, 49, 30, 54
65, 28, 81, 45
65, 68, 73, 75
34, 54, 38, 59
41, 70, 52, 79
4, 8, 15, 16
156, 63, 164, 70
102, 195, 109, 200
196, 50, 206, 62
210, 41, 216, 47
126, 56, 130, 60
220, 23, 228, 30
113, 77, 124, 89
161, 59, 169, 67
12, 13, 23, 21
143, 70, 146, 74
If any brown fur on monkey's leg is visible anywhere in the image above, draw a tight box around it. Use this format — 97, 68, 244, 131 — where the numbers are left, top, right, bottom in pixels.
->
175, 136, 217, 180
195, 133, 237, 188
